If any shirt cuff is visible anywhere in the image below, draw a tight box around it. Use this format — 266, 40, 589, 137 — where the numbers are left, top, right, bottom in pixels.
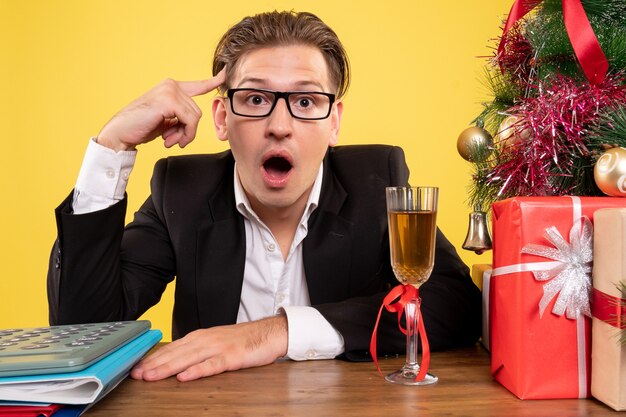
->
282, 306, 345, 361
73, 138, 137, 214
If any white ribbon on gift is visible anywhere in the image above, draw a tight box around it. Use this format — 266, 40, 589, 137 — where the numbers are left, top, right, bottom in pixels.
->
521, 217, 593, 319
491, 196, 590, 398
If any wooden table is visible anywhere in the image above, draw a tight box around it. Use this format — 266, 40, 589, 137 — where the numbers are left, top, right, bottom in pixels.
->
85, 345, 617, 416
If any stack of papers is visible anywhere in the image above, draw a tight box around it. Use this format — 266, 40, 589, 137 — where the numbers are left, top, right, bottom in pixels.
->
0, 328, 162, 416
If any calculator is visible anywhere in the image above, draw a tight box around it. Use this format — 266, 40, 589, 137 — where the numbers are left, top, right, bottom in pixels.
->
0, 320, 151, 377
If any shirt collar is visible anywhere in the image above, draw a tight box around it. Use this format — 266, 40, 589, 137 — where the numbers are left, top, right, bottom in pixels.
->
233, 162, 323, 225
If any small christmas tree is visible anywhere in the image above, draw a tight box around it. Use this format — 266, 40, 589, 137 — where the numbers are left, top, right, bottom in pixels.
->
461, 0, 626, 212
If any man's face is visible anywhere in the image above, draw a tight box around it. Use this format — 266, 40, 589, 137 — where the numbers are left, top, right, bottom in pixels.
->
212, 45, 343, 215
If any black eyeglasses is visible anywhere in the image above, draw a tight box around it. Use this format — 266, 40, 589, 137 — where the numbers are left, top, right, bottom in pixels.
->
226, 88, 336, 120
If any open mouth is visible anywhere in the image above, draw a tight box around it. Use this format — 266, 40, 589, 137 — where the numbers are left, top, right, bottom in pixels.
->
264, 156, 292, 176
262, 155, 293, 187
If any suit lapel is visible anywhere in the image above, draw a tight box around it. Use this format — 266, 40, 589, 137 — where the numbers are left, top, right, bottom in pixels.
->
195, 173, 246, 328
304, 156, 354, 304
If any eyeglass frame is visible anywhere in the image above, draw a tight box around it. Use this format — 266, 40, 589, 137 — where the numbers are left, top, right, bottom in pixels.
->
226, 88, 336, 120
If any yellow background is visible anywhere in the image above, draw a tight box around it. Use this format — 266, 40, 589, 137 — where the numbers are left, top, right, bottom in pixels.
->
1, 0, 510, 339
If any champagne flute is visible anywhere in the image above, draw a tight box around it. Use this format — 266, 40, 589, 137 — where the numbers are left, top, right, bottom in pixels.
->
385, 186, 438, 385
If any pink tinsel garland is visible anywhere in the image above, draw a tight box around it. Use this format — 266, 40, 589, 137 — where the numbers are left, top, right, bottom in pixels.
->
488, 74, 626, 197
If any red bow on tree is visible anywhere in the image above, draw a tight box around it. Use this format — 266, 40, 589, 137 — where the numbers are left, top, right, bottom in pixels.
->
498, 0, 608, 85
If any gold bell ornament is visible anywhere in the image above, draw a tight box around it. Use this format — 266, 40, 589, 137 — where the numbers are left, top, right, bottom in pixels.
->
461, 210, 492, 254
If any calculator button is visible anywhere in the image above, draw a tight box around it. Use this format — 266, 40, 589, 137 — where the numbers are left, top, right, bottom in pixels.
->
47, 335, 69, 340
55, 331, 79, 336
67, 341, 93, 347
77, 337, 102, 342
21, 344, 50, 350
29, 329, 51, 334
40, 339, 60, 344
0, 342, 16, 347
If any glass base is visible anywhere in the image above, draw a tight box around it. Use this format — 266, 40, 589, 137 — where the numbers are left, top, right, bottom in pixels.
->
385, 365, 438, 386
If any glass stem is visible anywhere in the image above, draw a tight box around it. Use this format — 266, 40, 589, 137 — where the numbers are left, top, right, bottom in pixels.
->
404, 297, 420, 369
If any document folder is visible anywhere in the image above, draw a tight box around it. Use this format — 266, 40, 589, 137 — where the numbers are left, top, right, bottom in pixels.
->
0, 329, 162, 404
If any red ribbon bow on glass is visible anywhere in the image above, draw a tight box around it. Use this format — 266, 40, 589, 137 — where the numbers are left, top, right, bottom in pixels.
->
369, 284, 431, 381
498, 0, 609, 85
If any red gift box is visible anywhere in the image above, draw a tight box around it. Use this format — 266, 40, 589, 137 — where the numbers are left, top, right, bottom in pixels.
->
491, 196, 626, 399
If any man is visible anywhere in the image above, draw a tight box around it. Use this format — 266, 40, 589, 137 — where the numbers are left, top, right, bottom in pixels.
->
48, 11, 481, 382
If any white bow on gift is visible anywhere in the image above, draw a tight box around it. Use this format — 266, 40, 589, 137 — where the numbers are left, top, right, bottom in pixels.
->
521, 216, 593, 319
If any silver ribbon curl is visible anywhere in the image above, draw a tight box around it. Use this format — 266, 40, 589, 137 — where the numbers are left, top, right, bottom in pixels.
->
521, 216, 593, 319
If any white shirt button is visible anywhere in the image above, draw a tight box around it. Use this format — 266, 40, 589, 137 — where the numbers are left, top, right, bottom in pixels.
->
277, 293, 286, 303
267, 243, 276, 252
122, 171, 129, 181
105, 170, 115, 179
305, 349, 317, 359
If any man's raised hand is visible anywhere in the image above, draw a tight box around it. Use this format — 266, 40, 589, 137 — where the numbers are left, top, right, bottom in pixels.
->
97, 69, 226, 152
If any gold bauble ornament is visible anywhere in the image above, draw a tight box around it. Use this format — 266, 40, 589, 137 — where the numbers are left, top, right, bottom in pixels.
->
457, 126, 493, 162
594, 147, 626, 197
497, 115, 531, 149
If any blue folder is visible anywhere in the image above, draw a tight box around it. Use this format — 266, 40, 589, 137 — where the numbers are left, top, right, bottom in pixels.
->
0, 329, 162, 405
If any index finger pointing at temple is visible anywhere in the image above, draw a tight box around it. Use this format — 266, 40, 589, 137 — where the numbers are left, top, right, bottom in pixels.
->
179, 68, 227, 97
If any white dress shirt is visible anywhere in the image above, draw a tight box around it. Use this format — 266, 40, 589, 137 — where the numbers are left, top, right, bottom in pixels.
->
72, 139, 345, 360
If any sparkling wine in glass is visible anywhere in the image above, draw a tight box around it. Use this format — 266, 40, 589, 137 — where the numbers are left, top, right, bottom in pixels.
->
385, 186, 438, 385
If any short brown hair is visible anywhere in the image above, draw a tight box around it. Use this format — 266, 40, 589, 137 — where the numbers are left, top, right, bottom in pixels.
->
212, 10, 350, 99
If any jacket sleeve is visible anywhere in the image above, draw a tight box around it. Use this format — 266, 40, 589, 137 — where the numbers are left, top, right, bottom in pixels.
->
314, 230, 481, 361
47, 162, 175, 325
313, 146, 482, 360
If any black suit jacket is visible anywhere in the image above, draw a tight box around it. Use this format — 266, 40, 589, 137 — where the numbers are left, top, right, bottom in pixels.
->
48, 145, 480, 359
